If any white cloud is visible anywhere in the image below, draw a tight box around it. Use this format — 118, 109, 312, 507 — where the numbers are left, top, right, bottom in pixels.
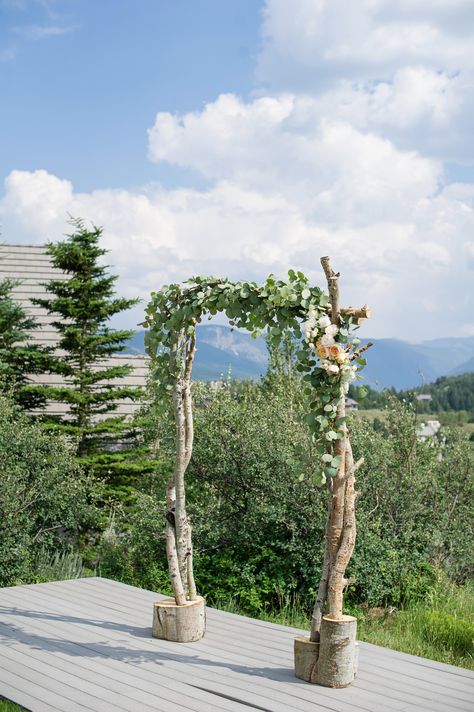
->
17, 24, 76, 40
1, 0, 474, 341
1, 167, 473, 341
148, 93, 441, 225
258, 0, 474, 83
256, 0, 474, 164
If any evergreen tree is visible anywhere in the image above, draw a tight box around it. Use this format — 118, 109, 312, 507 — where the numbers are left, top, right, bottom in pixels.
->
32, 218, 152, 501
0, 276, 50, 410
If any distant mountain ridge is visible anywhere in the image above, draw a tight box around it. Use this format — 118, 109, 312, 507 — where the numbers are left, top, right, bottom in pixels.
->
124, 327, 474, 389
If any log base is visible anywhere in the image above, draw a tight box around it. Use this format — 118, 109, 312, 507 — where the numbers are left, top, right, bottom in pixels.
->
294, 615, 358, 688
294, 636, 320, 683
152, 596, 205, 643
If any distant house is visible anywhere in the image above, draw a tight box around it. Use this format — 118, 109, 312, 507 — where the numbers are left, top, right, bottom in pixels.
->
345, 397, 358, 411
0, 244, 147, 419
415, 394, 432, 402
417, 419, 441, 441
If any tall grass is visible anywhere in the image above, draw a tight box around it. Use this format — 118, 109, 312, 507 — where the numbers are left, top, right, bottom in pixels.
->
353, 577, 474, 669
215, 576, 474, 670
34, 548, 87, 583
0, 699, 26, 712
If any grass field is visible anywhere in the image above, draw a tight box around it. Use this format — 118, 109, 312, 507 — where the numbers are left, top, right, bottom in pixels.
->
0, 700, 25, 712
357, 408, 474, 437
217, 577, 474, 671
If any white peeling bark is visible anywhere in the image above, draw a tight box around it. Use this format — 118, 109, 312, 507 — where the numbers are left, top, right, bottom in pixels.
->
168, 330, 198, 605
173, 336, 189, 592
186, 522, 197, 601
165, 480, 186, 606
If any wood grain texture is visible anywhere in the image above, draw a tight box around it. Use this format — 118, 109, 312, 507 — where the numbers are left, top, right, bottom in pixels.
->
0, 578, 472, 712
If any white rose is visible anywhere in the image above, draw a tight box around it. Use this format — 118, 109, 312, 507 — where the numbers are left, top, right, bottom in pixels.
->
326, 364, 339, 376
325, 324, 338, 337
318, 315, 331, 329
321, 334, 335, 347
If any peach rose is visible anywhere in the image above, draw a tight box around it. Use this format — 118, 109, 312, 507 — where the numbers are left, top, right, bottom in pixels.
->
328, 343, 343, 360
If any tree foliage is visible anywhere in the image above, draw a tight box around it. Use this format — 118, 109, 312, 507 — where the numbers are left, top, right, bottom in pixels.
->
31, 218, 149, 500
0, 277, 50, 409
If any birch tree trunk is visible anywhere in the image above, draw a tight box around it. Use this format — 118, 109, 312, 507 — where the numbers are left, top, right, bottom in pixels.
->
167, 331, 198, 605
155, 330, 204, 642
296, 257, 368, 686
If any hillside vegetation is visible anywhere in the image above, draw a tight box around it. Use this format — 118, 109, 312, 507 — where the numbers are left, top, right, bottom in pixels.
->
350, 372, 474, 415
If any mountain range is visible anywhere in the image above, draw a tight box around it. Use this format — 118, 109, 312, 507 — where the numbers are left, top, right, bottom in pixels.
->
124, 327, 474, 390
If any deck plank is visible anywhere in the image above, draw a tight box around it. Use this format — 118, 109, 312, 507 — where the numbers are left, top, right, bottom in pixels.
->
0, 578, 472, 712
0, 583, 403, 712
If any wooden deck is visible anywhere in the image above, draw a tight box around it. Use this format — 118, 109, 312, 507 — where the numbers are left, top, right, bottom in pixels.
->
0, 578, 472, 712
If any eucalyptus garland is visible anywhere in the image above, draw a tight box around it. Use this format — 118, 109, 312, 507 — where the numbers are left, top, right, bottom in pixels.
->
143, 270, 367, 485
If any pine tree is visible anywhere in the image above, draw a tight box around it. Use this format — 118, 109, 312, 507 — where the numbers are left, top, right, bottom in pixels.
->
32, 218, 152, 501
0, 277, 50, 410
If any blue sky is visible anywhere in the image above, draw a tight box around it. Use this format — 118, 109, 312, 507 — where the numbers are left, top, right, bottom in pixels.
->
0, 0, 261, 190
1, 0, 473, 341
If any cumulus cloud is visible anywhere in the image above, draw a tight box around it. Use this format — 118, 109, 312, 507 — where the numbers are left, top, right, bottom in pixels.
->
257, 0, 474, 163
1, 166, 473, 341
148, 93, 441, 224
258, 0, 474, 83
1, 0, 474, 341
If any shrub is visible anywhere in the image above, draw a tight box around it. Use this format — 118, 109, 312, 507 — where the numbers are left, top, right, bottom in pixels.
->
0, 394, 97, 586
99, 377, 474, 612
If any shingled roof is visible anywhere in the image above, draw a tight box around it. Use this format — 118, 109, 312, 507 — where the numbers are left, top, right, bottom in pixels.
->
0, 243, 147, 417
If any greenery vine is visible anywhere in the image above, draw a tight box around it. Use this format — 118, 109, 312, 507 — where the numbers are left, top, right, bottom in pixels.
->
143, 269, 368, 485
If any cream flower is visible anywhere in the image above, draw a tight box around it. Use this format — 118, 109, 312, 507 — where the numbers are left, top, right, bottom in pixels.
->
336, 350, 349, 364
326, 364, 340, 376
325, 324, 338, 338
321, 333, 335, 348
318, 315, 331, 329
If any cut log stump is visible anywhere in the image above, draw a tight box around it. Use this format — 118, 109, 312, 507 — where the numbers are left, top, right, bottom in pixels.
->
316, 615, 357, 688
294, 615, 357, 687
294, 636, 320, 683
152, 596, 205, 643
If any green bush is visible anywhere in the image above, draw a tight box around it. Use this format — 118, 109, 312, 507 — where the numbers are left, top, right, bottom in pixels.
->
0, 394, 97, 586
99, 377, 474, 612
98, 496, 171, 595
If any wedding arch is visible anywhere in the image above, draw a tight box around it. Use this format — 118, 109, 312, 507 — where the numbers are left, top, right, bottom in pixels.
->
143, 256, 371, 688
